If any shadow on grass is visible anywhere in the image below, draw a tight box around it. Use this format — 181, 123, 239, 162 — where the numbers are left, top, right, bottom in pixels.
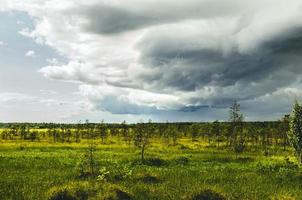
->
137, 173, 162, 184
132, 157, 167, 167
203, 156, 254, 163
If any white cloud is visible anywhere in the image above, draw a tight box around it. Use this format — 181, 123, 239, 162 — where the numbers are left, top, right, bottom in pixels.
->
0, 92, 96, 122
0, 92, 37, 104
25, 50, 37, 57
46, 58, 61, 65
17, 20, 25, 25
0, 41, 6, 46
39, 89, 57, 95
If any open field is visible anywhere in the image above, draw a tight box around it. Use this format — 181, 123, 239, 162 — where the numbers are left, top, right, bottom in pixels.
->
2, 1, 302, 199
0, 138, 301, 200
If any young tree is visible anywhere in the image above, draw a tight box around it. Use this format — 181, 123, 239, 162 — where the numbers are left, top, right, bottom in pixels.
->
280, 115, 290, 151
229, 100, 246, 157
29, 130, 39, 142
74, 122, 81, 143
59, 125, 66, 143
211, 120, 221, 148
121, 120, 131, 145
162, 121, 170, 145
99, 120, 107, 144
170, 124, 178, 146
164, 123, 178, 146
288, 100, 302, 164
190, 123, 200, 142
76, 142, 98, 177
134, 120, 152, 162
19, 124, 27, 140
229, 100, 244, 146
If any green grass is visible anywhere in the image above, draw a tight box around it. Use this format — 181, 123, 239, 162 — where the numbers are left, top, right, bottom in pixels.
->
0, 139, 301, 200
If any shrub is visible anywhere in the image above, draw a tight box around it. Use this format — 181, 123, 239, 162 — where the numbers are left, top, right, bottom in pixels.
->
75, 143, 98, 178
288, 100, 302, 164
257, 160, 299, 180
97, 162, 133, 182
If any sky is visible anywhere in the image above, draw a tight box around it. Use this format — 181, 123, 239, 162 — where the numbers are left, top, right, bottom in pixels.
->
0, 0, 302, 123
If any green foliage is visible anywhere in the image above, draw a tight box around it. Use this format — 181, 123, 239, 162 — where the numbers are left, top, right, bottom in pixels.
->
97, 162, 133, 182
288, 100, 302, 163
228, 101, 246, 156
133, 121, 153, 162
229, 100, 243, 123
256, 158, 299, 179
1, 142, 302, 199
1, 116, 302, 200
75, 143, 98, 178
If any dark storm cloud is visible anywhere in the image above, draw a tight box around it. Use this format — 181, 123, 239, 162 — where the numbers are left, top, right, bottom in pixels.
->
133, 26, 302, 108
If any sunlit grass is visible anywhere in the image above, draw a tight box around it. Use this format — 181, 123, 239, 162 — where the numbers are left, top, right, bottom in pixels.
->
0, 139, 300, 200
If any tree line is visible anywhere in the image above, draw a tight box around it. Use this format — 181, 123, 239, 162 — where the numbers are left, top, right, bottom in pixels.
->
2, 100, 301, 163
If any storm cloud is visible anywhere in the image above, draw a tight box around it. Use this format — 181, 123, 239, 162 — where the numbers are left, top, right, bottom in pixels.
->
132, 24, 302, 107
3, 0, 302, 121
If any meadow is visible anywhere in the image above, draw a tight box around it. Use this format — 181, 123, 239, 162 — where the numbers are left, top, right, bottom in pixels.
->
0, 132, 301, 200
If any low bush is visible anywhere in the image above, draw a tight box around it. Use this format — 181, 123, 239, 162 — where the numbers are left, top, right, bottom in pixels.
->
97, 162, 133, 182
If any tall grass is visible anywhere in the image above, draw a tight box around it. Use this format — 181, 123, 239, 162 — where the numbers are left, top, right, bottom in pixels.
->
0, 139, 300, 200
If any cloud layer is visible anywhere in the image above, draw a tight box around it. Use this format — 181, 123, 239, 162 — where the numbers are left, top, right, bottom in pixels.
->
3, 0, 302, 121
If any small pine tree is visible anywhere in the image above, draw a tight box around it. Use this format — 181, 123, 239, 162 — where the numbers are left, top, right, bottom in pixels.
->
211, 120, 221, 148
134, 121, 152, 162
76, 142, 98, 177
288, 100, 302, 164
229, 100, 244, 146
99, 120, 107, 144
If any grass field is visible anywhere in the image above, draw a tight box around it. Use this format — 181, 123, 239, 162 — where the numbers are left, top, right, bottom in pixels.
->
0, 138, 301, 200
